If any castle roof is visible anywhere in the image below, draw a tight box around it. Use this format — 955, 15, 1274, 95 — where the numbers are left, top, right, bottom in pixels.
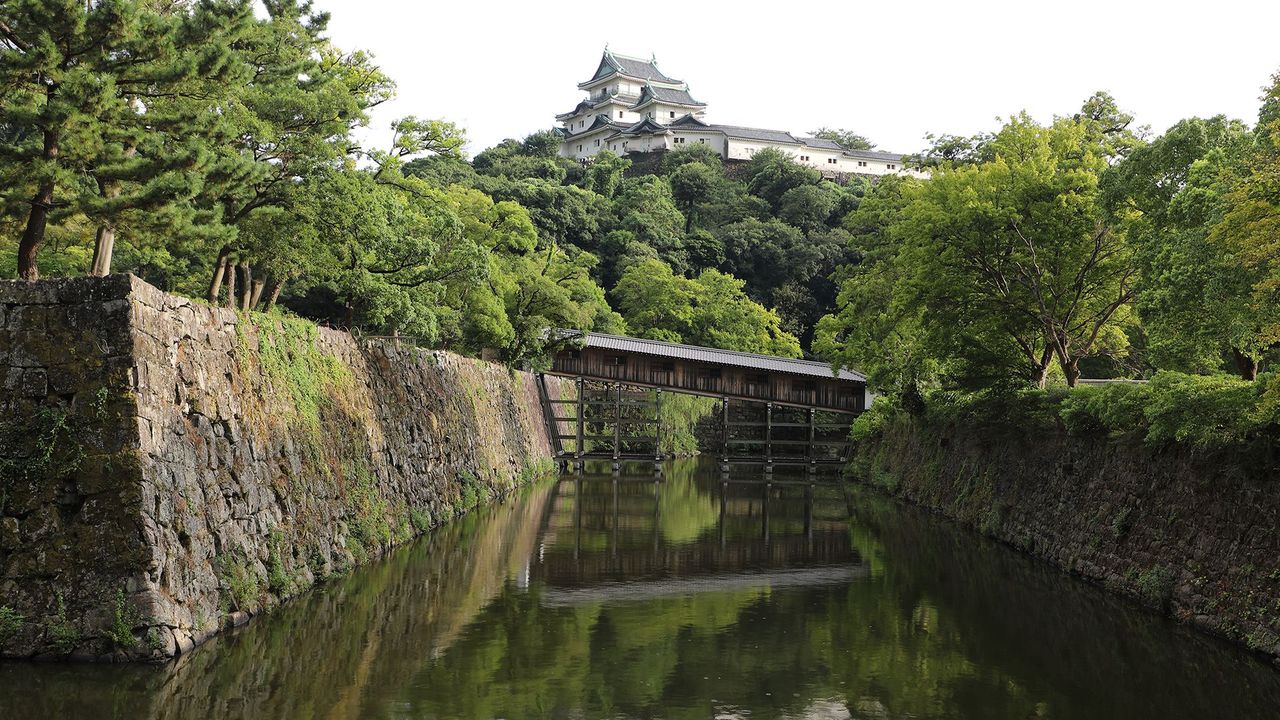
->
712, 124, 803, 145
616, 117, 672, 136
630, 82, 705, 110
580, 49, 681, 88
564, 113, 628, 139
556, 91, 641, 121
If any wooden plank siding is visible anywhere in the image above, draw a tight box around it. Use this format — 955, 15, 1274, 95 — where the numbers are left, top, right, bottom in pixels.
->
548, 346, 865, 414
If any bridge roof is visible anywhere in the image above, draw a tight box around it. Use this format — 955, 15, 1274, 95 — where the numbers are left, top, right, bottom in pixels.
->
566, 332, 866, 382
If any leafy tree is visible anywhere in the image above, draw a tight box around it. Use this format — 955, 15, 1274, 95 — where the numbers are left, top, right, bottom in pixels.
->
580, 150, 630, 198
777, 183, 840, 233
659, 142, 722, 173
816, 176, 935, 406
810, 127, 875, 150
744, 148, 820, 212
612, 176, 686, 266
1210, 71, 1280, 376
613, 259, 801, 356
1102, 115, 1262, 377
897, 115, 1135, 387
203, 1, 395, 306
475, 176, 607, 251
668, 162, 718, 232
0, 0, 251, 279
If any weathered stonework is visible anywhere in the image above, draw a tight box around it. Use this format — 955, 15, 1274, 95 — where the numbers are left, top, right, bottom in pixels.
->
854, 416, 1280, 664
0, 275, 559, 660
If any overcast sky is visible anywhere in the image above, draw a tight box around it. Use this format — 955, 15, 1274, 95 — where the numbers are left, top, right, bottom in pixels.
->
317, 0, 1280, 157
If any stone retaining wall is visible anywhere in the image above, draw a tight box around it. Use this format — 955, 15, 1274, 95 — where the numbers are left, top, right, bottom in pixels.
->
0, 275, 559, 660
853, 415, 1280, 664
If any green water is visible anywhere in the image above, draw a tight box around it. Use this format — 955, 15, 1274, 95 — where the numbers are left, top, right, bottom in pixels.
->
2, 458, 1278, 719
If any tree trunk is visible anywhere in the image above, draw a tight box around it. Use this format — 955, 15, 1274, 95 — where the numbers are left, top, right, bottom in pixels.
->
248, 278, 266, 311
263, 279, 285, 312
1062, 358, 1081, 387
1232, 347, 1259, 381
90, 224, 116, 277
17, 182, 53, 281
208, 247, 231, 303
1030, 346, 1054, 389
90, 143, 134, 277
17, 120, 58, 281
224, 258, 237, 310
238, 261, 252, 312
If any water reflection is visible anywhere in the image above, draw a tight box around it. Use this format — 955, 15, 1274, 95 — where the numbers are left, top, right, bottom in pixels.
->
1, 458, 1278, 719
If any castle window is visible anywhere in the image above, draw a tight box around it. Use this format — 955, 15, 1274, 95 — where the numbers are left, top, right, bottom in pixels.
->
618, 111, 623, 118
857, 161, 867, 167
577, 144, 582, 152
828, 158, 838, 164
674, 137, 685, 144
800, 155, 810, 161
698, 138, 706, 143
887, 163, 897, 170
670, 111, 675, 118
595, 139, 600, 147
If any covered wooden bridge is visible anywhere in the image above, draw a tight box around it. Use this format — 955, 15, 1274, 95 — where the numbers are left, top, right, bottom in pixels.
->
535, 332, 868, 472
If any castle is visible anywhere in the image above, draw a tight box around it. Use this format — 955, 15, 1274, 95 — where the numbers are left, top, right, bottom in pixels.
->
556, 49, 925, 178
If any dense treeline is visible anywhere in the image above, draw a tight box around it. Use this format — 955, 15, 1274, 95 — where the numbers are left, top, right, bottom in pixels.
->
1, 0, 857, 368
820, 84, 1280, 447
7, 3, 1280, 451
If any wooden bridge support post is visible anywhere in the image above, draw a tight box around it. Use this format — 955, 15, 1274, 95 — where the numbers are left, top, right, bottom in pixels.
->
612, 382, 622, 470
720, 398, 730, 474
807, 407, 816, 477
654, 388, 663, 465
764, 402, 773, 476
575, 376, 585, 467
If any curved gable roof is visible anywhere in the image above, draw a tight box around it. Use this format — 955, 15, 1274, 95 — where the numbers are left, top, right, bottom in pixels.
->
580, 49, 682, 87
630, 82, 706, 110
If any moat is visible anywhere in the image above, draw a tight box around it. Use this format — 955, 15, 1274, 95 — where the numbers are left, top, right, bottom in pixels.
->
2, 459, 1278, 719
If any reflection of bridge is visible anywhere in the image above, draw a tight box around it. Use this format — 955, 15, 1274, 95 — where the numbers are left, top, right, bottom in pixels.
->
536, 332, 867, 470
528, 468, 864, 598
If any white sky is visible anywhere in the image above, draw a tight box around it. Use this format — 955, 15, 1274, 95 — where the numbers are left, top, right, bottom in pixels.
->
317, 0, 1280, 157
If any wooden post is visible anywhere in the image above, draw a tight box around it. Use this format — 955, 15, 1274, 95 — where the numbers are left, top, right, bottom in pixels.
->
807, 407, 816, 475
612, 382, 622, 468
765, 402, 773, 475
720, 398, 730, 472
654, 388, 663, 463
575, 376, 584, 463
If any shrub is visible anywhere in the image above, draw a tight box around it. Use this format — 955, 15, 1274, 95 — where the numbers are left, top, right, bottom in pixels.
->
1059, 382, 1150, 439
104, 589, 138, 650
47, 593, 79, 653
0, 606, 22, 647
1143, 372, 1259, 448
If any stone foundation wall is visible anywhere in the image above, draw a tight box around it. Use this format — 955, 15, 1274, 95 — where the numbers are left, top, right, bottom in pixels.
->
853, 415, 1280, 663
0, 275, 559, 660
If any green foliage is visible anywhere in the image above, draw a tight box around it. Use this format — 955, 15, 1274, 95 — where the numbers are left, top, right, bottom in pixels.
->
410, 508, 434, 533
1059, 383, 1151, 439
657, 393, 717, 456
346, 462, 394, 555
46, 592, 79, 654
612, 259, 801, 356
267, 532, 291, 596
1143, 372, 1260, 447
809, 127, 876, 151
457, 470, 490, 510
0, 606, 23, 648
103, 589, 138, 650
1135, 565, 1176, 609
216, 553, 261, 614
245, 314, 352, 433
